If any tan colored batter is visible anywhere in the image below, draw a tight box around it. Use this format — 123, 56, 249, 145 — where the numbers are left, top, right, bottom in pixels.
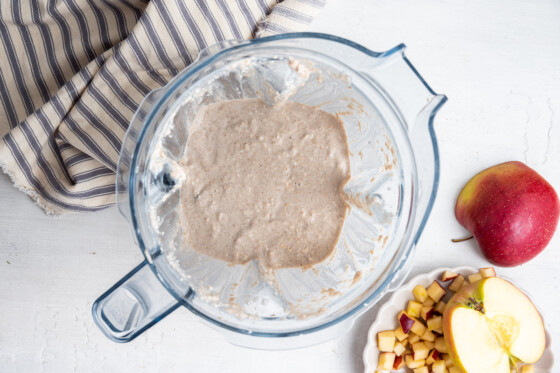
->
180, 98, 350, 268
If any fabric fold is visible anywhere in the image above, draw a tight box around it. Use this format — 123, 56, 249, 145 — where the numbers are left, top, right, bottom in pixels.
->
0, 0, 326, 214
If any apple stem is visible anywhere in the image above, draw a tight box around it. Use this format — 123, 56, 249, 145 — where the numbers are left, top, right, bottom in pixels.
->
451, 236, 473, 243
509, 355, 519, 373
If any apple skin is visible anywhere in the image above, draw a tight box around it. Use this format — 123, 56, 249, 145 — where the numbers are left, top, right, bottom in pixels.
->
455, 161, 559, 266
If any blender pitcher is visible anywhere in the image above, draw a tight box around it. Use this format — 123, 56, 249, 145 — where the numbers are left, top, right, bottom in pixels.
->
92, 33, 446, 349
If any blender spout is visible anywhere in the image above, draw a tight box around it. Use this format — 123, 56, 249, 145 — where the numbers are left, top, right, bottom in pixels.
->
364, 45, 447, 132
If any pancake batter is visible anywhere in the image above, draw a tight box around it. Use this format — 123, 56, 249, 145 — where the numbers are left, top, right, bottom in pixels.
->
180, 98, 350, 268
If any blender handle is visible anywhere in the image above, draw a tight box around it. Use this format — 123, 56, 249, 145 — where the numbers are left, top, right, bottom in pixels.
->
367, 46, 447, 249
92, 261, 181, 343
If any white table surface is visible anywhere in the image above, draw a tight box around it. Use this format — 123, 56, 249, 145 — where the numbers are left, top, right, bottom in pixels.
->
1, 0, 559, 371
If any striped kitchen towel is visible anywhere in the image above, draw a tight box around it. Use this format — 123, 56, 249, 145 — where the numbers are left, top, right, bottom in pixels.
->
0, 0, 326, 214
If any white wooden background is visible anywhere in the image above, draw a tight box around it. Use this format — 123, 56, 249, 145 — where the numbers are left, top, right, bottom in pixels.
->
1, 0, 559, 371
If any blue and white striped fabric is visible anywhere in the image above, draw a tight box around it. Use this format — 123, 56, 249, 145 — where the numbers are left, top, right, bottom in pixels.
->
0, 0, 326, 214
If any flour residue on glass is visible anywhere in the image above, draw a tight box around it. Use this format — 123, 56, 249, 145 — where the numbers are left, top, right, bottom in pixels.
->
179, 98, 351, 268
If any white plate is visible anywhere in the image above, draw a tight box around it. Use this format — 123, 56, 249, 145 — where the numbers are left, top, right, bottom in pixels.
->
362, 266, 554, 373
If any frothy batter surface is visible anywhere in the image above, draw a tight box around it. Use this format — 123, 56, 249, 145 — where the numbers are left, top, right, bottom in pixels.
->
180, 98, 350, 268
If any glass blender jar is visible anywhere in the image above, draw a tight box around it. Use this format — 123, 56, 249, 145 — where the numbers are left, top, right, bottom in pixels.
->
92, 33, 446, 349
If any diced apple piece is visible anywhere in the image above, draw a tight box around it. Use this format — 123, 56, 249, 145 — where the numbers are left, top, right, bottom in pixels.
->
427, 315, 443, 331
377, 330, 396, 352
423, 297, 435, 307
468, 272, 482, 284
413, 367, 429, 373
426, 348, 440, 365
399, 311, 415, 334
521, 364, 535, 373
413, 284, 429, 303
409, 333, 421, 344
432, 328, 443, 335
394, 341, 406, 356
394, 326, 409, 342
407, 300, 423, 318
441, 270, 459, 282
434, 301, 446, 315
410, 319, 427, 336
421, 329, 436, 342
448, 274, 465, 292
424, 340, 435, 350
393, 355, 405, 369
377, 352, 396, 370
405, 354, 425, 369
432, 360, 447, 373
449, 367, 462, 373
401, 338, 409, 347
479, 267, 496, 278
412, 341, 430, 360
420, 306, 434, 321
441, 353, 454, 368
435, 336, 448, 353
427, 281, 446, 302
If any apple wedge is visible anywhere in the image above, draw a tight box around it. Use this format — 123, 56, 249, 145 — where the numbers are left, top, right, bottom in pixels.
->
443, 277, 545, 373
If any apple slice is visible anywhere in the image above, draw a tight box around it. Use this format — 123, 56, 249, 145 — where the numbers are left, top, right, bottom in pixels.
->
405, 354, 425, 369
409, 333, 421, 344
412, 341, 430, 360
432, 360, 447, 373
413, 284, 429, 303
441, 353, 454, 368
377, 330, 396, 352
441, 270, 459, 282
393, 355, 405, 369
421, 329, 436, 342
423, 297, 435, 307
467, 272, 482, 284
399, 311, 415, 334
410, 319, 427, 336
448, 274, 465, 292
420, 306, 434, 321
424, 340, 435, 350
427, 281, 446, 302
427, 315, 443, 331
434, 336, 448, 354
407, 300, 423, 318
394, 326, 409, 342
443, 277, 546, 373
479, 266, 496, 278
434, 301, 446, 315
425, 348, 439, 365
377, 352, 396, 370
393, 341, 406, 356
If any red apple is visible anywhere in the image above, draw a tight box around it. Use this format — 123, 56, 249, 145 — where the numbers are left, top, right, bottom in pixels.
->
455, 161, 559, 266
